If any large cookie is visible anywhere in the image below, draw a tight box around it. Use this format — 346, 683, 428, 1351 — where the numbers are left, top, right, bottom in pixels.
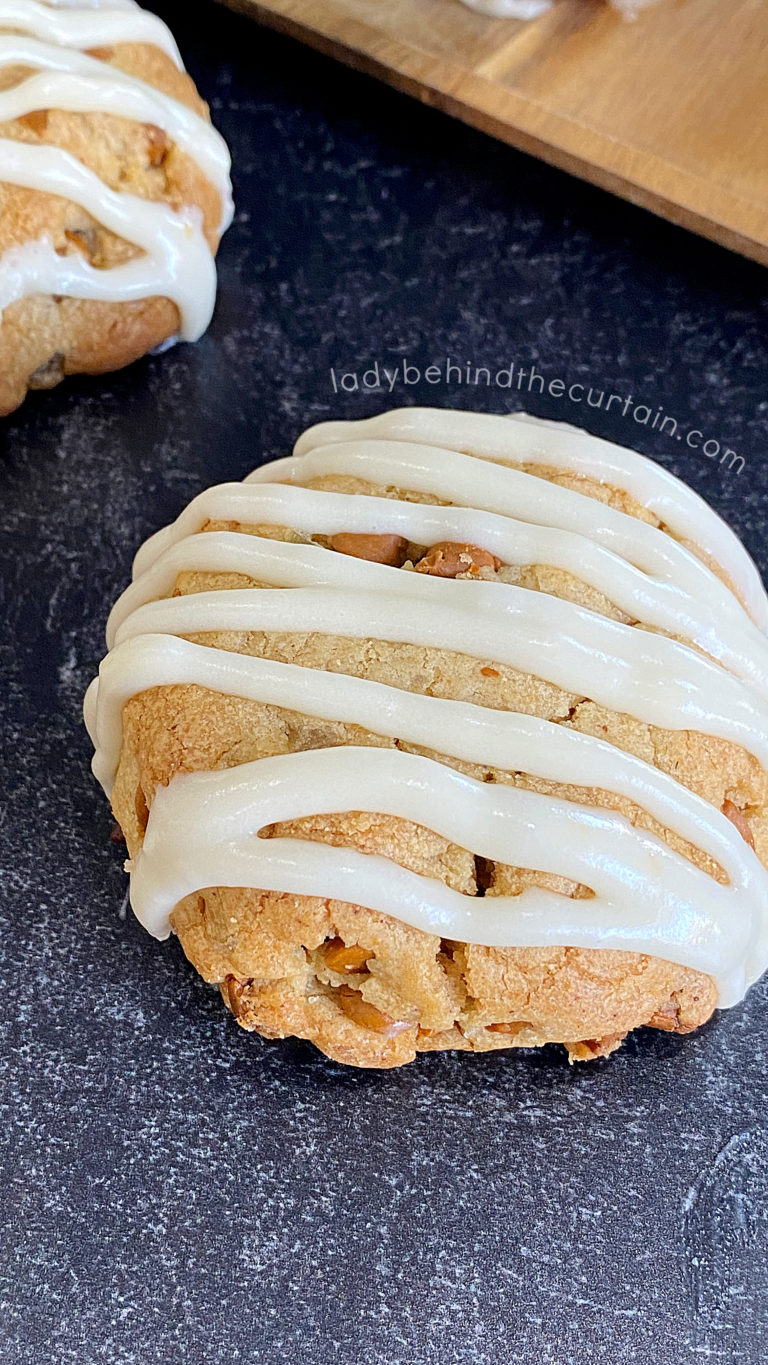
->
85, 408, 768, 1067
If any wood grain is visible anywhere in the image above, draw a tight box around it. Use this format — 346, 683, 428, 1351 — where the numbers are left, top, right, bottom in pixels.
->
218, 0, 768, 266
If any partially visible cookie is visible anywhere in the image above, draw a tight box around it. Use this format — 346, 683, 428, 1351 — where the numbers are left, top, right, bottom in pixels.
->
0, 3, 232, 414
85, 408, 768, 1067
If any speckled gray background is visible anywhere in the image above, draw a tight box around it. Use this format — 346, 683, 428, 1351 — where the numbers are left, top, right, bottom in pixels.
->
1, 4, 767, 1362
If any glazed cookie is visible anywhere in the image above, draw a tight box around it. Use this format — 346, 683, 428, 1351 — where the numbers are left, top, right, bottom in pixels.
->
0, 0, 232, 415
85, 408, 768, 1068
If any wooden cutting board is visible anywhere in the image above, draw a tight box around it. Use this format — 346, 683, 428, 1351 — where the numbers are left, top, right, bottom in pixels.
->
218, 0, 768, 267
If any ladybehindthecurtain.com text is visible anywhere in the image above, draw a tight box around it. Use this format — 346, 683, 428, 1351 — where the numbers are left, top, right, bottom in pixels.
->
329, 357, 745, 474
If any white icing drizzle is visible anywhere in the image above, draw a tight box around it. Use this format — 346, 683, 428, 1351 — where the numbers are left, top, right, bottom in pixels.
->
0, 1, 182, 64
44, 2, 139, 8
0, 140, 216, 335
129, 747, 763, 1007
0, 38, 232, 222
84, 410, 768, 1007
293, 409, 768, 628
110, 582, 768, 771
0, 2, 231, 341
85, 636, 768, 1005
121, 487, 768, 698
82, 633, 761, 888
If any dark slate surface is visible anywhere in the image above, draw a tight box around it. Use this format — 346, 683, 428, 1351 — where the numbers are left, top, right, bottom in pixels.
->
1, 3, 767, 1361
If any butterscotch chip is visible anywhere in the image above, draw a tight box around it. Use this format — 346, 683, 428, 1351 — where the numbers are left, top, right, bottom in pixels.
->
336, 985, 413, 1037
722, 798, 756, 849
647, 999, 683, 1032
568, 1034, 626, 1062
415, 542, 501, 577
329, 533, 408, 565
18, 110, 49, 137
144, 123, 169, 169
322, 938, 372, 973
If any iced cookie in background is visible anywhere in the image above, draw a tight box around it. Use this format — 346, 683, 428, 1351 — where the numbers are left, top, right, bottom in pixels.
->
85, 407, 768, 1069
0, 0, 232, 416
